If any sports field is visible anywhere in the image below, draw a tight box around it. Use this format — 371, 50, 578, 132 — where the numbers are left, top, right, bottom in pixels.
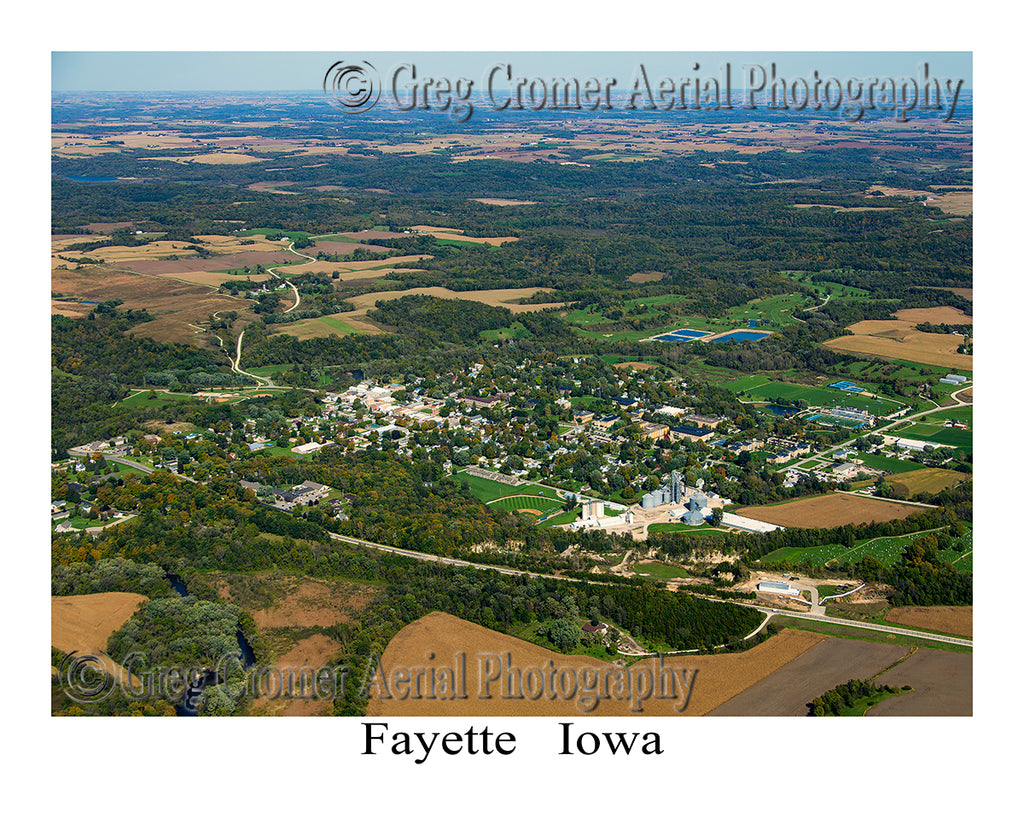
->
725, 376, 901, 416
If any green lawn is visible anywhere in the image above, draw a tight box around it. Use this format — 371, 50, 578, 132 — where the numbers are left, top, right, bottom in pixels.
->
853, 452, 928, 474
771, 616, 970, 653
120, 390, 198, 408
901, 422, 972, 454
725, 379, 901, 417
247, 364, 293, 377
458, 470, 563, 504
489, 495, 563, 515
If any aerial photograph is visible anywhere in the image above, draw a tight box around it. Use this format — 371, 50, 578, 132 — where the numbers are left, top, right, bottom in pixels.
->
48, 49, 975, 729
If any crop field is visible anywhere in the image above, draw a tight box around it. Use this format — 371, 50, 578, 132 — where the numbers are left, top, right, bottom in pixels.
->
866, 185, 973, 216
51, 592, 148, 657
889, 468, 967, 496
409, 225, 519, 245
737, 493, 923, 529
709, 638, 912, 716
884, 606, 972, 638
824, 307, 973, 370
868, 648, 972, 715
366, 611, 827, 716
51, 265, 254, 345
341, 287, 562, 323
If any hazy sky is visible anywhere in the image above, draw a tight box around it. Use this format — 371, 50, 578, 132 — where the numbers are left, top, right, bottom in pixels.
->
52, 52, 972, 92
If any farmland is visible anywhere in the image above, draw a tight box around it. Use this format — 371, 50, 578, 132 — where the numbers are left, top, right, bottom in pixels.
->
708, 638, 912, 716
884, 606, 972, 638
737, 493, 923, 528
366, 612, 827, 716
889, 468, 967, 496
824, 306, 973, 370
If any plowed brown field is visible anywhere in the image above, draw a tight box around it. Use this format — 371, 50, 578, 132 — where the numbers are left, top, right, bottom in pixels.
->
884, 606, 972, 638
737, 494, 923, 528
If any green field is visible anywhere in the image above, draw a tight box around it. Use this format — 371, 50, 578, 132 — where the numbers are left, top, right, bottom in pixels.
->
725, 377, 902, 416
458, 470, 563, 504
901, 422, 972, 454
771, 616, 970, 653
247, 364, 293, 377
489, 494, 563, 516
760, 527, 972, 571
647, 523, 727, 536
120, 390, 198, 408
853, 452, 928, 474
480, 322, 532, 341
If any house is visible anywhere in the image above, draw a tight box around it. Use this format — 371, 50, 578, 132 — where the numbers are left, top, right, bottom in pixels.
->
582, 622, 608, 636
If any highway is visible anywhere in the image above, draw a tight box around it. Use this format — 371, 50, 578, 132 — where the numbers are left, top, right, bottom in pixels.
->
327, 532, 972, 649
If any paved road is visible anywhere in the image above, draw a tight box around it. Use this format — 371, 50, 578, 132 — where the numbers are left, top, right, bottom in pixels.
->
327, 532, 972, 648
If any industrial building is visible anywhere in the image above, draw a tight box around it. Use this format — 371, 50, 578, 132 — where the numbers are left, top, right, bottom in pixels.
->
720, 512, 783, 534
641, 471, 686, 509
757, 580, 799, 596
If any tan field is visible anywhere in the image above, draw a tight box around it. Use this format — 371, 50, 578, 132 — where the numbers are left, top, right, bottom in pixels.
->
867, 184, 972, 215
884, 606, 972, 638
613, 361, 659, 371
825, 306, 973, 370
366, 612, 825, 717
192, 234, 287, 253
51, 265, 253, 346
347, 286, 560, 315
410, 225, 519, 245
794, 204, 893, 212
275, 314, 379, 339
52, 592, 148, 655
737, 493, 924, 528
51, 300, 94, 318
152, 152, 266, 165
157, 270, 273, 287
889, 468, 967, 496
87, 241, 200, 263
628, 271, 667, 283
868, 648, 971, 715
470, 198, 538, 206
52, 592, 147, 690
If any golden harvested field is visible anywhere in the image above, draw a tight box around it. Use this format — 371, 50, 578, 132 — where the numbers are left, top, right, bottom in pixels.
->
867, 184, 972, 215
152, 152, 266, 165
889, 468, 967, 496
318, 253, 432, 271
366, 612, 825, 717
192, 234, 285, 253
824, 306, 973, 370
51, 300, 94, 318
470, 198, 538, 206
410, 225, 519, 245
87, 241, 200, 263
51, 593, 148, 691
737, 493, 923, 528
794, 204, 893, 212
628, 271, 666, 283
278, 313, 380, 339
884, 606, 972, 638
52, 592, 148, 656
614, 361, 659, 371
345, 286, 562, 317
